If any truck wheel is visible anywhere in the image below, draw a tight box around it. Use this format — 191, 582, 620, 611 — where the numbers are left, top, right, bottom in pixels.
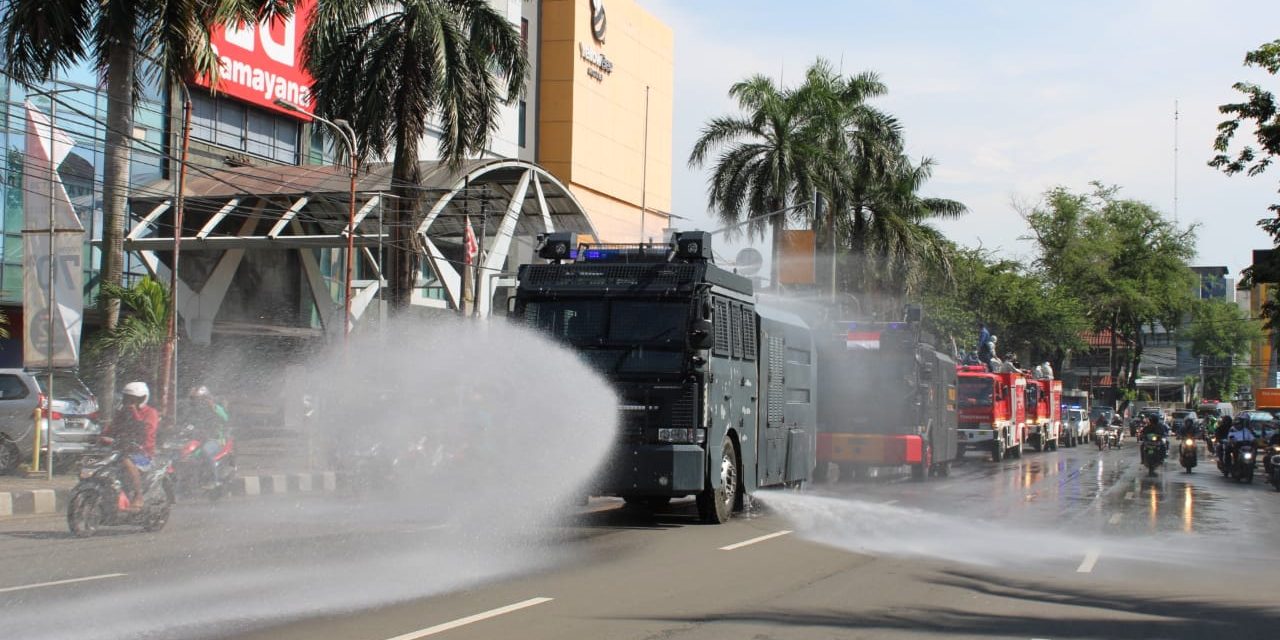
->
1033, 434, 1044, 452
697, 436, 738, 524
1011, 441, 1024, 459
991, 440, 1004, 462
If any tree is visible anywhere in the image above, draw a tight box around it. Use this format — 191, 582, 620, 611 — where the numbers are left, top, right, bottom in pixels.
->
1186, 299, 1261, 400
1024, 184, 1198, 409
845, 156, 966, 312
917, 245, 1085, 370
304, 0, 528, 310
1212, 38, 1280, 331
88, 277, 171, 387
688, 71, 825, 288
2, 0, 295, 399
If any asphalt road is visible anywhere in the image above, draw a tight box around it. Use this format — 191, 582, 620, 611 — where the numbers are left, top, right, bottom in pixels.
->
2, 440, 1279, 640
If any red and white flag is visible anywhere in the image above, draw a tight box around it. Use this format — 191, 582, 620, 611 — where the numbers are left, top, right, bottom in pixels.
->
846, 330, 881, 350
463, 215, 479, 266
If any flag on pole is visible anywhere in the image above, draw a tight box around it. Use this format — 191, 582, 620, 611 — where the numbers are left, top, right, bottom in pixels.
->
463, 215, 479, 266
22, 101, 86, 368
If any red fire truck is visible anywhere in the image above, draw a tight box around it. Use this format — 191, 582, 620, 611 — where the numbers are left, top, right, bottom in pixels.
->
1025, 377, 1066, 451
956, 365, 1026, 461
815, 320, 958, 481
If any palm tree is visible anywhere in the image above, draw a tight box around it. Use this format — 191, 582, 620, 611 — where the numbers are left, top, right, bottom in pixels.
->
845, 156, 966, 312
790, 60, 903, 293
688, 74, 825, 289
89, 276, 171, 387
304, 0, 529, 310
3, 0, 295, 396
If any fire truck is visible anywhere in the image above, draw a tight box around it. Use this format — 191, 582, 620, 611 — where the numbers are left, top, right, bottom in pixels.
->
815, 318, 958, 480
1025, 377, 1065, 451
956, 365, 1026, 461
513, 231, 816, 524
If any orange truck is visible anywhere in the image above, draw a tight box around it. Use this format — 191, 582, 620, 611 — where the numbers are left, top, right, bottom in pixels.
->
1255, 388, 1280, 411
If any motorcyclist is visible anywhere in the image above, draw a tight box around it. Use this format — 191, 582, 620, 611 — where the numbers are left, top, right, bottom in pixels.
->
1139, 414, 1168, 463
1214, 415, 1232, 460
103, 381, 160, 509
1225, 418, 1259, 468
182, 385, 230, 489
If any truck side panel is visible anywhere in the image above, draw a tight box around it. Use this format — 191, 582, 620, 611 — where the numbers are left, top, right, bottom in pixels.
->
758, 310, 816, 487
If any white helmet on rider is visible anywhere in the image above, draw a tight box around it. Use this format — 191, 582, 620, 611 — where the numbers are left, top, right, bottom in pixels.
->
122, 381, 150, 405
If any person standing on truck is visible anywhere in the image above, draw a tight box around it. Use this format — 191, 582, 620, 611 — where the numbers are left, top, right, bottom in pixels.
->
978, 331, 995, 371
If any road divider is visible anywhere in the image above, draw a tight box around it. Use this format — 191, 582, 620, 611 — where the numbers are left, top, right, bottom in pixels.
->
385, 597, 554, 639
0, 573, 126, 594
720, 530, 792, 551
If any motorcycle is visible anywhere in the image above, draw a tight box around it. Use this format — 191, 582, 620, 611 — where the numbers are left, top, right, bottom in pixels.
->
1179, 437, 1197, 473
67, 438, 174, 537
1140, 432, 1166, 476
1222, 441, 1256, 483
1268, 443, 1280, 491
162, 424, 236, 500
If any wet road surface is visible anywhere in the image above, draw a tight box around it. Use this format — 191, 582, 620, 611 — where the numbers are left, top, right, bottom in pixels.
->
2, 441, 1279, 639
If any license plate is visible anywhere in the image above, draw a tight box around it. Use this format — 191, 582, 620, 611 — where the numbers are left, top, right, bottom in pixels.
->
63, 419, 86, 430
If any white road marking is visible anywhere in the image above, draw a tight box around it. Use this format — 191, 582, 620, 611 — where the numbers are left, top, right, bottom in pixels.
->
1108, 513, 1123, 525
720, 530, 793, 551
384, 597, 554, 640
1124, 491, 1135, 500
0, 573, 126, 595
1076, 550, 1100, 573
882, 500, 900, 506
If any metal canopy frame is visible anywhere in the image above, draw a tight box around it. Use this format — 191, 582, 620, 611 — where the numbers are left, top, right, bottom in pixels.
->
121, 159, 595, 342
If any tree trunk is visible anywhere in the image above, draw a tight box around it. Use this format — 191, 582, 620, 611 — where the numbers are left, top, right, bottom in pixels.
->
387, 129, 422, 311
770, 209, 782, 293
98, 20, 138, 407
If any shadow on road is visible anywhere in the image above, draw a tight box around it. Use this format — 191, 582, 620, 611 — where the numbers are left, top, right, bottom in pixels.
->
625, 567, 1279, 638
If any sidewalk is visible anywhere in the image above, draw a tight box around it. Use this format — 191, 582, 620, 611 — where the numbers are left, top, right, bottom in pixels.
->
0, 425, 341, 520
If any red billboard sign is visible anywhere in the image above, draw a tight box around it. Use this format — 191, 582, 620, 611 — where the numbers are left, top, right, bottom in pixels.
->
194, 0, 316, 119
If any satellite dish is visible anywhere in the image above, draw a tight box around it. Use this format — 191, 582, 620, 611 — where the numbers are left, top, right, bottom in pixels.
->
734, 248, 763, 276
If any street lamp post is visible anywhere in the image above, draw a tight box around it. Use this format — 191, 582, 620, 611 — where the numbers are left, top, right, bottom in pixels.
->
274, 100, 358, 345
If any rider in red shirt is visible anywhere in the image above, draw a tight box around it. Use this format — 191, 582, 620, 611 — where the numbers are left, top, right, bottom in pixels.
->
105, 381, 160, 508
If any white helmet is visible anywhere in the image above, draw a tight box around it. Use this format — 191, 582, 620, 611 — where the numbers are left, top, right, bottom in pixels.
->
122, 381, 150, 404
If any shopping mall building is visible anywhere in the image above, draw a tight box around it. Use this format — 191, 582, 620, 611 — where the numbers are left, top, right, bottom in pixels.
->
0, 0, 672, 408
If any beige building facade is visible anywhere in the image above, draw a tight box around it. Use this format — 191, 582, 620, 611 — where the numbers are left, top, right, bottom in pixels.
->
539, 0, 673, 243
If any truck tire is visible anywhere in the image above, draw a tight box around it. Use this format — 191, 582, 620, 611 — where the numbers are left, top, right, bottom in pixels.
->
697, 436, 738, 524
1011, 441, 1024, 459
991, 439, 1004, 462
1033, 433, 1044, 452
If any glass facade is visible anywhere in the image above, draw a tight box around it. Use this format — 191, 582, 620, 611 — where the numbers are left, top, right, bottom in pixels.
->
0, 60, 166, 306
191, 90, 300, 164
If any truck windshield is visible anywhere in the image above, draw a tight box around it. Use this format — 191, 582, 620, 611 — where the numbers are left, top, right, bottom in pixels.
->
958, 379, 995, 407
521, 299, 689, 346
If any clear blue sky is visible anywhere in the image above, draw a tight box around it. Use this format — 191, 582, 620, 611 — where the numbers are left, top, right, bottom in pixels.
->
642, 0, 1280, 281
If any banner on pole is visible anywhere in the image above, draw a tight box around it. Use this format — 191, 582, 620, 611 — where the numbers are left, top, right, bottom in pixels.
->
22, 101, 86, 369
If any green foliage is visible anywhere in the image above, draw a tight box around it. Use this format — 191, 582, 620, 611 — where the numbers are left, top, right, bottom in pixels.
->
1214, 38, 1280, 330
1024, 183, 1198, 392
1186, 299, 1261, 399
690, 58, 964, 297
88, 277, 170, 383
918, 246, 1086, 365
304, 0, 529, 308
